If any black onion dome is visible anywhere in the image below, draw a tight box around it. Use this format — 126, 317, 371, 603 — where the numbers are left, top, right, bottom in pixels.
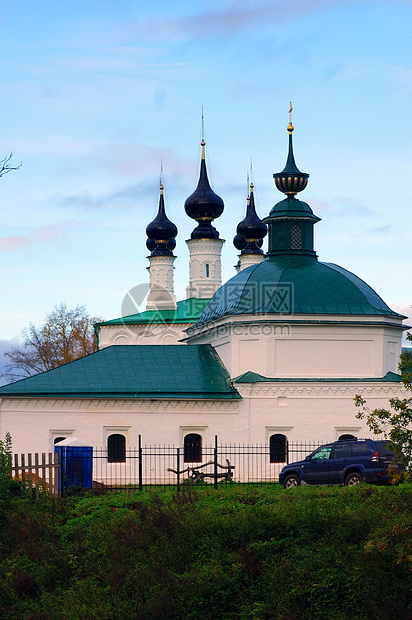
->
185, 139, 224, 239
236, 184, 267, 255
146, 237, 156, 252
233, 232, 247, 251
146, 184, 178, 256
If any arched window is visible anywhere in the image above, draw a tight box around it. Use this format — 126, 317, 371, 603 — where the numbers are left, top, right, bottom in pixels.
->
184, 433, 202, 463
338, 434, 356, 441
107, 434, 126, 463
205, 263, 210, 278
269, 434, 287, 463
54, 437, 66, 445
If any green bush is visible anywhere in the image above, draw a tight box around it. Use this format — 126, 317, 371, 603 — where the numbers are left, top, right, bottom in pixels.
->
0, 484, 411, 619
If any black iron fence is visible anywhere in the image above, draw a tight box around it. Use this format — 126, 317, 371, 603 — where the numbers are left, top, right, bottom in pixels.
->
91, 437, 325, 492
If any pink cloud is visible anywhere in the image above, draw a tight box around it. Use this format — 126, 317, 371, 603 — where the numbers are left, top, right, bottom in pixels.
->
0, 220, 85, 254
0, 236, 30, 253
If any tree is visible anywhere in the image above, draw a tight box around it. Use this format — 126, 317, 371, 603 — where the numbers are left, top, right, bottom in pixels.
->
0, 153, 21, 177
3, 303, 102, 381
354, 342, 412, 477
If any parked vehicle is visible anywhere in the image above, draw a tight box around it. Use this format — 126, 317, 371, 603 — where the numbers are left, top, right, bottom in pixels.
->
279, 439, 404, 488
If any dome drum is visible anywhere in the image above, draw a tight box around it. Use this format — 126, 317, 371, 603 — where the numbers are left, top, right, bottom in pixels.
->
267, 220, 317, 258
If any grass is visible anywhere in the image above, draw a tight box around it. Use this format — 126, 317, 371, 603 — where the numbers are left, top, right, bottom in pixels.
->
0, 483, 411, 619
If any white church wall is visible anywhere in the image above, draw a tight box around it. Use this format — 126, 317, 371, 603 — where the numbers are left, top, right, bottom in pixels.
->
98, 323, 188, 348
186, 314, 404, 379
0, 378, 405, 457
235, 380, 406, 444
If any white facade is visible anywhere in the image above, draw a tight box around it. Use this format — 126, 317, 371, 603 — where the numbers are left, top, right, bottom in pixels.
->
98, 322, 189, 348
0, 379, 405, 457
237, 253, 266, 272
146, 254, 177, 311
184, 313, 404, 379
186, 238, 225, 299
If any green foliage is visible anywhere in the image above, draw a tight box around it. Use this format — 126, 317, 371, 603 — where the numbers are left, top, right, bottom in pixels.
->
355, 345, 412, 476
0, 432, 12, 483
0, 485, 411, 619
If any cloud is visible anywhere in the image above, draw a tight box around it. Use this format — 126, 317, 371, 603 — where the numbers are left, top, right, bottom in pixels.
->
0, 338, 18, 386
367, 225, 392, 235
133, 0, 339, 43
308, 196, 375, 217
390, 304, 412, 345
0, 236, 30, 253
0, 221, 86, 254
97, 143, 196, 179
59, 183, 153, 210
59, 173, 193, 212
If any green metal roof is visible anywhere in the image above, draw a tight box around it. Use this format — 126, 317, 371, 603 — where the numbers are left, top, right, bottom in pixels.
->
97, 298, 210, 327
265, 196, 320, 221
198, 256, 404, 324
0, 345, 240, 400
233, 371, 403, 383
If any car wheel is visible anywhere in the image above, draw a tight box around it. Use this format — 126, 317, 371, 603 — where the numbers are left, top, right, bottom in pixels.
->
283, 474, 301, 489
345, 472, 362, 486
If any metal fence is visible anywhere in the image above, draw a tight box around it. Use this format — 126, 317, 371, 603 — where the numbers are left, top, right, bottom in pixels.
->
91, 438, 325, 492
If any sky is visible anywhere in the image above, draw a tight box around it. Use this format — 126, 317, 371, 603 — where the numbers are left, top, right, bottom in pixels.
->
1, 0, 412, 376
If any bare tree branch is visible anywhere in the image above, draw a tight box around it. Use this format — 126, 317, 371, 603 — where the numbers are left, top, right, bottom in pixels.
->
2, 303, 103, 381
0, 153, 21, 177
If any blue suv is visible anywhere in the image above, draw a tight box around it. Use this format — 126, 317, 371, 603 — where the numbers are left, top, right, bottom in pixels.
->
279, 439, 404, 488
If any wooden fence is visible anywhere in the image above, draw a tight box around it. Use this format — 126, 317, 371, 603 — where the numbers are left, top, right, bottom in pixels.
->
12, 453, 60, 499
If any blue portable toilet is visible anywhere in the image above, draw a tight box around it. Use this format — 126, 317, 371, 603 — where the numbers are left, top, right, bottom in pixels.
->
54, 438, 93, 492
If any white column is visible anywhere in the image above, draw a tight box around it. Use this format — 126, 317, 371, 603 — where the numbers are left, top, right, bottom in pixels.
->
146, 255, 177, 311
186, 238, 225, 299
238, 254, 266, 271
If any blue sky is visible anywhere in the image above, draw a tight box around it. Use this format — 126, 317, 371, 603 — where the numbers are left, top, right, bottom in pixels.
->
1, 0, 412, 367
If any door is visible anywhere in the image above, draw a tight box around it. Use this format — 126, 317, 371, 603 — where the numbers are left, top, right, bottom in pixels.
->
302, 445, 332, 484
328, 443, 351, 483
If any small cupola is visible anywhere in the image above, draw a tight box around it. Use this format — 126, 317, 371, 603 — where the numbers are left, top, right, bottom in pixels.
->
263, 104, 320, 259
184, 136, 224, 239
146, 182, 177, 256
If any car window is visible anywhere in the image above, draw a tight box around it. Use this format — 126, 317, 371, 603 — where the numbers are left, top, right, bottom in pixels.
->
350, 443, 370, 457
375, 441, 396, 456
309, 446, 332, 462
331, 444, 351, 459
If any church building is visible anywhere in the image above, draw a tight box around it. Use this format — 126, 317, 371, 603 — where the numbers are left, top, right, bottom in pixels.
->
0, 115, 407, 460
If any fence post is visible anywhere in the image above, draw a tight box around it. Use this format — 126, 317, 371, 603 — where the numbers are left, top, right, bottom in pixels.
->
286, 440, 289, 464
177, 447, 180, 493
214, 435, 218, 490
138, 434, 143, 492
58, 449, 64, 498
34, 453, 39, 501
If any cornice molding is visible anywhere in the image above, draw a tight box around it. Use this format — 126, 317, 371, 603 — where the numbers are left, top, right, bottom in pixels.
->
0, 397, 240, 413
236, 382, 407, 398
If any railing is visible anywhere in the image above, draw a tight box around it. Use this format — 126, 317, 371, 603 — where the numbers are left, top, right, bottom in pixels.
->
91, 439, 325, 491
12, 452, 60, 498
11, 440, 326, 496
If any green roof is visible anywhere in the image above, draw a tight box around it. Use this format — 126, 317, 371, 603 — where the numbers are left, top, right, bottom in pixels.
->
198, 256, 404, 324
265, 196, 320, 221
233, 371, 403, 383
97, 298, 210, 327
0, 345, 240, 400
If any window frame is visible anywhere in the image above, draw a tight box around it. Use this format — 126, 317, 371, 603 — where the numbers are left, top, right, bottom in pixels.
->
269, 433, 287, 463
107, 433, 126, 463
184, 433, 202, 463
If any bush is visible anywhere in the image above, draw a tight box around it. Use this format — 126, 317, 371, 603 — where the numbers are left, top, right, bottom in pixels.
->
0, 485, 411, 619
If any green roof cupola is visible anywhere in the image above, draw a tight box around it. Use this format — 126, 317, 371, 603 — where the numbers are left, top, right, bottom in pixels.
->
263, 104, 320, 259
